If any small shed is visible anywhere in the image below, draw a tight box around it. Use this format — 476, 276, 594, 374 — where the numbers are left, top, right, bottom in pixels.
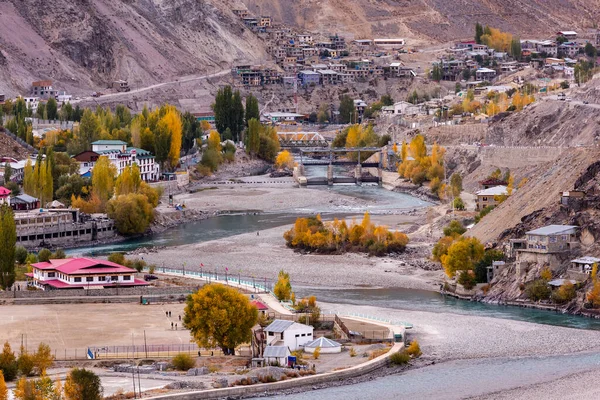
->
251, 300, 269, 315
303, 337, 342, 354
263, 346, 290, 366
548, 278, 577, 289
570, 256, 600, 274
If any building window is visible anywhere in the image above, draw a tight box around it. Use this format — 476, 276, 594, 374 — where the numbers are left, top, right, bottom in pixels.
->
123, 275, 131, 281
301, 333, 306, 337
269, 332, 274, 336
74, 277, 82, 283
295, 334, 300, 338
86, 277, 94, 282
98, 276, 106, 281
111, 276, 118, 281
47, 272, 55, 278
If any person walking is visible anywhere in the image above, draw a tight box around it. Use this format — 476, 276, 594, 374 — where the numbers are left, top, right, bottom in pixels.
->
171, 322, 174, 329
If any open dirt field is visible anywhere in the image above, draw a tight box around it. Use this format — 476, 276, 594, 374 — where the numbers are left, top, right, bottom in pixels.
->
0, 303, 191, 357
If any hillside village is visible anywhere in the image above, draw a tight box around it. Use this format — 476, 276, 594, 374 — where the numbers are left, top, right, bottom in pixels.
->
4, 1, 600, 398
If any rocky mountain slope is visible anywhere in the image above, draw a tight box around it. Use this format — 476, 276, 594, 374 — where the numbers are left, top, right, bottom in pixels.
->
242, 0, 600, 42
0, 0, 267, 96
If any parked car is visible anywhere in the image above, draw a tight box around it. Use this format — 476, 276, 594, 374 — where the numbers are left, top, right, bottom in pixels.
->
144, 274, 159, 281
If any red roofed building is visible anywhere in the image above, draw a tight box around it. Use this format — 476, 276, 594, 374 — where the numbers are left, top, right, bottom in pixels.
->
28, 257, 148, 290
251, 299, 269, 315
0, 186, 11, 206
479, 178, 508, 190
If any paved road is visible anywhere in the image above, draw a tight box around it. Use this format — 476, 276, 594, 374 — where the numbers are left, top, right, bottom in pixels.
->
72, 69, 231, 103
544, 94, 600, 109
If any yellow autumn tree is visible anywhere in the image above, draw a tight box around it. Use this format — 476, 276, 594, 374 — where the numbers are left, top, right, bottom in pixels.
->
481, 27, 512, 52
91, 156, 117, 211
0, 371, 6, 400
275, 150, 294, 169
114, 164, 142, 196
161, 107, 183, 170
440, 237, 485, 277
400, 141, 408, 161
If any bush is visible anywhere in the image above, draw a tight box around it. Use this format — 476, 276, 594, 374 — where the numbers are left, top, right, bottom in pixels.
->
526, 280, 551, 301
453, 197, 465, 210
107, 193, 155, 235
25, 253, 37, 265
15, 246, 28, 264
33, 343, 53, 375
200, 148, 222, 172
443, 220, 466, 237
475, 205, 495, 223
312, 346, 321, 359
132, 259, 146, 273
148, 265, 156, 274
38, 248, 52, 262
0, 342, 18, 381
349, 347, 357, 357
406, 340, 422, 358
552, 281, 576, 304
171, 353, 195, 371
457, 270, 477, 290
389, 350, 410, 365
64, 368, 103, 400
196, 165, 213, 177
107, 253, 126, 265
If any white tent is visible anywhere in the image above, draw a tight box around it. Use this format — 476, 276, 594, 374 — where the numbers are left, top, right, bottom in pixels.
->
303, 337, 342, 354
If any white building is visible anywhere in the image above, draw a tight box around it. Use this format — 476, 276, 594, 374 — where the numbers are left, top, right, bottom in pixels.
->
263, 346, 291, 366
23, 97, 40, 113
89, 141, 160, 182
382, 101, 423, 117
374, 38, 405, 49
28, 257, 149, 290
264, 320, 314, 351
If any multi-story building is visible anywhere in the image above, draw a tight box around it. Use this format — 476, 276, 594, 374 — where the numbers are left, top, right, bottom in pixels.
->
84, 140, 160, 182
31, 80, 58, 99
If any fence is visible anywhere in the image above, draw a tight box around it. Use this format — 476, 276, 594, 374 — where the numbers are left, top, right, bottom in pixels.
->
87, 343, 200, 360
154, 267, 276, 297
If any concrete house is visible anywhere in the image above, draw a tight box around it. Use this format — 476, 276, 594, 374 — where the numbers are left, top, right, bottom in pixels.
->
570, 256, 600, 274
475, 185, 509, 210
475, 68, 497, 81
525, 225, 578, 254
264, 320, 313, 351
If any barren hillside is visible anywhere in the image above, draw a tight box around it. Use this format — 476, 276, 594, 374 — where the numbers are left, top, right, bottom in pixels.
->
242, 0, 600, 42
468, 147, 600, 244
0, 0, 267, 96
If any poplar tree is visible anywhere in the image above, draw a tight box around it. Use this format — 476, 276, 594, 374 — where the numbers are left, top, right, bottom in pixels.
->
91, 156, 116, 211
0, 204, 16, 289
245, 94, 260, 127
46, 97, 58, 121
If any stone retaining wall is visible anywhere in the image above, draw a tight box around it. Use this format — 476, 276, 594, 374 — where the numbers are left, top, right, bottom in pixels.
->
146, 343, 403, 400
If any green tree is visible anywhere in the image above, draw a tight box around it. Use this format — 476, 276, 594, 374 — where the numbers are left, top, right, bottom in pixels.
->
443, 220, 466, 237
338, 95, 356, 124
183, 284, 258, 355
245, 94, 260, 128
585, 42, 597, 59
36, 102, 47, 119
380, 94, 394, 106
213, 85, 246, 141
475, 23, 484, 44
450, 173, 463, 197
78, 109, 101, 151
3, 163, 11, 185
181, 111, 201, 153
38, 248, 52, 262
431, 65, 442, 82
46, 97, 58, 120
510, 38, 522, 61
171, 353, 195, 371
64, 368, 103, 400
246, 118, 261, 156
0, 205, 16, 289
61, 102, 73, 121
